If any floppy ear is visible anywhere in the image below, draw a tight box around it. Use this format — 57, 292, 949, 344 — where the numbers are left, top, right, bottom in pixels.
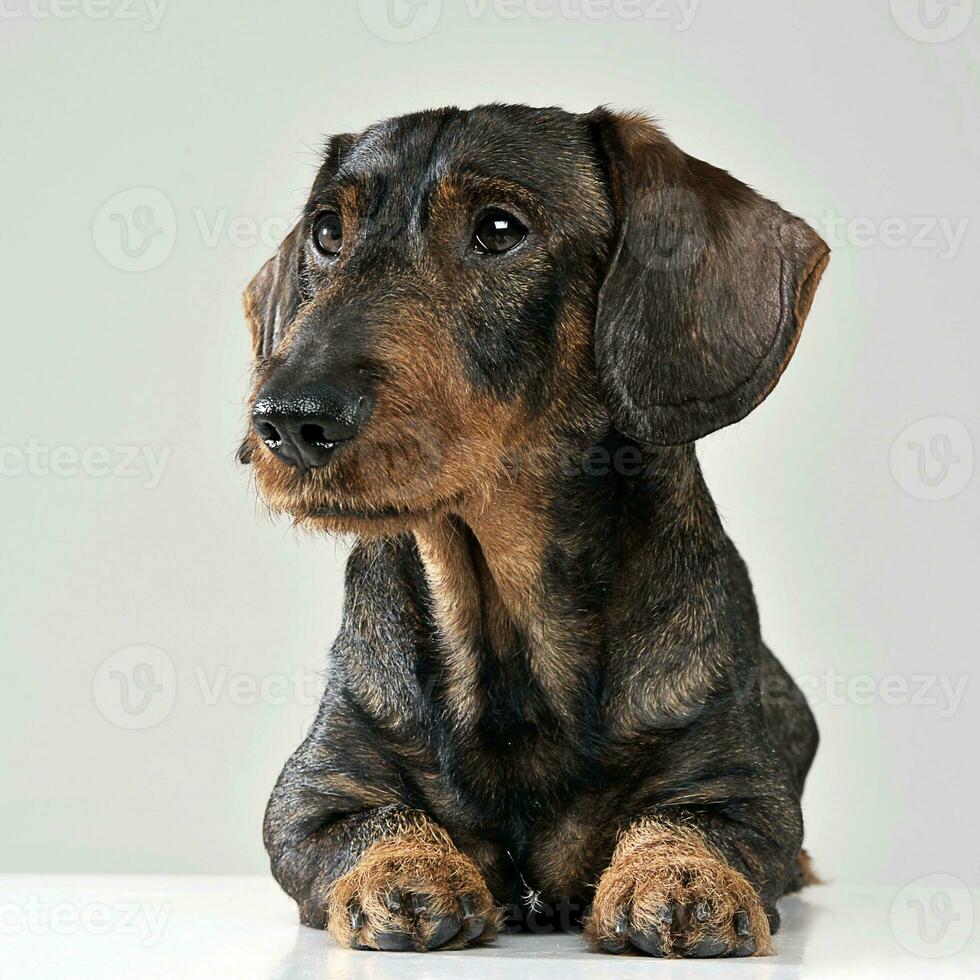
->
238, 224, 303, 464
241, 135, 357, 361
242, 222, 304, 362
588, 109, 830, 446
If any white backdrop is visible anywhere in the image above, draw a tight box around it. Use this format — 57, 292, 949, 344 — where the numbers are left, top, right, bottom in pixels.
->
3, 0, 977, 895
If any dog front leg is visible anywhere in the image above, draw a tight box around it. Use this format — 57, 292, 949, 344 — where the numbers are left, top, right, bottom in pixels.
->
584, 797, 801, 958
265, 798, 498, 951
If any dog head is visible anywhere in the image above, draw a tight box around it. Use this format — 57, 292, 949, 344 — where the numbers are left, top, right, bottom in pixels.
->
241, 105, 828, 535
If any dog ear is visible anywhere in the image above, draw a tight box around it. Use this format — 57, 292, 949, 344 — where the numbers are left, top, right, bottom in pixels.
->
242, 222, 304, 362
239, 224, 303, 464
587, 109, 830, 446
242, 135, 356, 362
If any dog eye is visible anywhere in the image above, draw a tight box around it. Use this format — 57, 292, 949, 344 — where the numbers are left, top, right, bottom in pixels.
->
313, 212, 343, 256
472, 208, 527, 255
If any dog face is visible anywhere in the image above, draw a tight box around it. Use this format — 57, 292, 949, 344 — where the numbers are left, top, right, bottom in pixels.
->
242, 105, 828, 535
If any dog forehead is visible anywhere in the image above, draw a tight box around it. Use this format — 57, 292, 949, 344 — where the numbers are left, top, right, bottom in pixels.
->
330, 105, 599, 202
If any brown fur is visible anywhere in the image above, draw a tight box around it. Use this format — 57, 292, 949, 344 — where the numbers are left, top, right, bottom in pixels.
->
584, 818, 773, 957
247, 105, 827, 958
327, 811, 501, 951
243, 178, 602, 543
797, 847, 822, 886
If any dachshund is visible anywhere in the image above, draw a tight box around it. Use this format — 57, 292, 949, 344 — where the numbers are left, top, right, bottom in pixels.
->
240, 103, 828, 957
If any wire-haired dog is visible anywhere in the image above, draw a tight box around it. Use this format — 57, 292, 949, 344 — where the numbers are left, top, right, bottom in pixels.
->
240, 104, 828, 957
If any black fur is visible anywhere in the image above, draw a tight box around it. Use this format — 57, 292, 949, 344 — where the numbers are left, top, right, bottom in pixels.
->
241, 103, 829, 954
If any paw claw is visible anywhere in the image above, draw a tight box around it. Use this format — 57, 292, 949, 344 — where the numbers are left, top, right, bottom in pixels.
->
684, 936, 728, 958
734, 909, 751, 938
597, 909, 631, 952
598, 938, 626, 953
460, 914, 487, 942
766, 906, 781, 933
374, 929, 414, 952
730, 939, 757, 958
629, 930, 666, 957
425, 913, 462, 950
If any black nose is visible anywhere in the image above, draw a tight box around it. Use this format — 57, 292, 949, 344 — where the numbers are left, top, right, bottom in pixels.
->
251, 383, 365, 469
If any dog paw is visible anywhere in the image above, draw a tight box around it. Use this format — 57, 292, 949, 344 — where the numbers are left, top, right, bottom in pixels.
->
326, 829, 499, 951
584, 822, 772, 958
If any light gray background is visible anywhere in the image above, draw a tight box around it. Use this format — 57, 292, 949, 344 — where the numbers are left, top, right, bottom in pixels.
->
2, 0, 977, 896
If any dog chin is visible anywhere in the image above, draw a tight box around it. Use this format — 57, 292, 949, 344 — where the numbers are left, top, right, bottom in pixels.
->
248, 440, 464, 534
294, 499, 459, 539
258, 481, 462, 537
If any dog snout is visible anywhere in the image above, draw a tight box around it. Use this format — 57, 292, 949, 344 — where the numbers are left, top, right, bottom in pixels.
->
252, 383, 368, 469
